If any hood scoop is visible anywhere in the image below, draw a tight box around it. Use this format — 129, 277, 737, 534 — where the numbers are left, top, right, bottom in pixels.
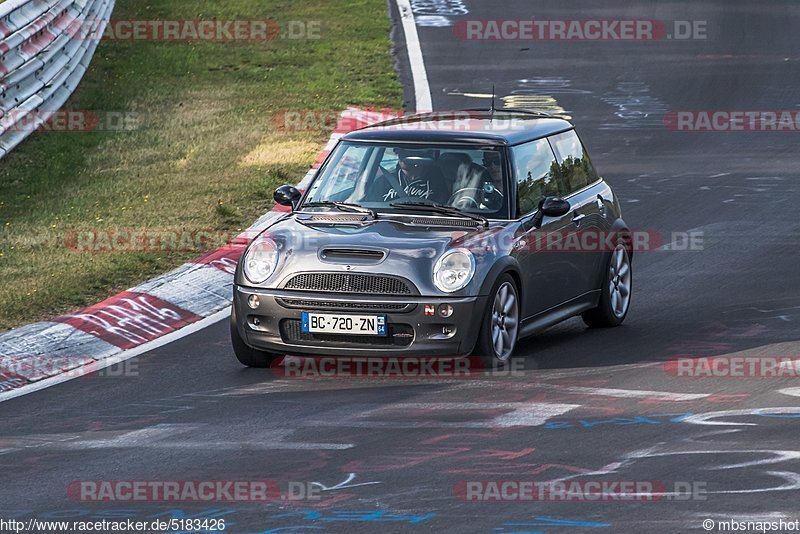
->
319, 247, 387, 264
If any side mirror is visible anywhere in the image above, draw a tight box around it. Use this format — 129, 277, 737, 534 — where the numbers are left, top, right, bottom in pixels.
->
274, 185, 302, 210
540, 196, 571, 217
531, 196, 571, 229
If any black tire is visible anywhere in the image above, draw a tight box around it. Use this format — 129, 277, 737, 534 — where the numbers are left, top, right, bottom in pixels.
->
230, 309, 280, 368
472, 273, 520, 370
582, 244, 632, 328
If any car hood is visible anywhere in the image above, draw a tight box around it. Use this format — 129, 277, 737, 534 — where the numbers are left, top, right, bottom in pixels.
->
235, 212, 522, 296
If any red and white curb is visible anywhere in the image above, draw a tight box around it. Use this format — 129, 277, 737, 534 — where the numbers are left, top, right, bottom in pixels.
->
0, 107, 396, 402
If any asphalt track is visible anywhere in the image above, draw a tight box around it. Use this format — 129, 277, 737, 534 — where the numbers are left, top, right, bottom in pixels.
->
3, 1, 800, 532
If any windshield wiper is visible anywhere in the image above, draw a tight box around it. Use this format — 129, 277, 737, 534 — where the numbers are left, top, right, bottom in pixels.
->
302, 201, 377, 218
390, 201, 488, 226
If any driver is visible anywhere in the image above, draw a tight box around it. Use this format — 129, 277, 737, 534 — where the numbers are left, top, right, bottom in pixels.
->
365, 149, 448, 204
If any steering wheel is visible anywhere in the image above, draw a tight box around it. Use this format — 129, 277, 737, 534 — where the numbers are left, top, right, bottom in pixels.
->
449, 185, 505, 210
447, 187, 483, 209
451, 194, 480, 209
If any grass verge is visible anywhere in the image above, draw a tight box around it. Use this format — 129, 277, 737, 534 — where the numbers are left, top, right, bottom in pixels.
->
0, 0, 402, 330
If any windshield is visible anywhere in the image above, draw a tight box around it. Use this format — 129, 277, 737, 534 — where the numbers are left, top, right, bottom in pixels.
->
303, 142, 510, 218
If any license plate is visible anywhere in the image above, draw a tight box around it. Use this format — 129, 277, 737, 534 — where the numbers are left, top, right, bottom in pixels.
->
302, 312, 387, 336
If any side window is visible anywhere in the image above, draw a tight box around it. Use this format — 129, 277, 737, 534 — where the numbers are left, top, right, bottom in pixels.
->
512, 138, 561, 216
548, 130, 599, 195
379, 147, 400, 170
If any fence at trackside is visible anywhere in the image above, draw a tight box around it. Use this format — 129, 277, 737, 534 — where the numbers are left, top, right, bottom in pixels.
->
0, 0, 114, 158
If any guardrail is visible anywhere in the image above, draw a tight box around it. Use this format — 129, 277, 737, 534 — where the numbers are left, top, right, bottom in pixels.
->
0, 0, 114, 158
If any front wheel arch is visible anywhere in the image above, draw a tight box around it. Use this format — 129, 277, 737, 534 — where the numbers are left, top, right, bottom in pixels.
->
477, 255, 522, 299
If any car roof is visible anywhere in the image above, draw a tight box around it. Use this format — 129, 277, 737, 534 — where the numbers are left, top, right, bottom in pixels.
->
341, 109, 574, 146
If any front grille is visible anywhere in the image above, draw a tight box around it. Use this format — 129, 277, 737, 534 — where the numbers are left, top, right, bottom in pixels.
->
284, 273, 414, 295
280, 319, 414, 347
277, 298, 412, 313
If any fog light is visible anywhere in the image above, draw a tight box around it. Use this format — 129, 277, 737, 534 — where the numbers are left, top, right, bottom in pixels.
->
248, 294, 260, 309
439, 304, 454, 318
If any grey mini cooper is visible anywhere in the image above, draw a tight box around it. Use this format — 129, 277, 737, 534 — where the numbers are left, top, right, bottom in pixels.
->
231, 110, 632, 368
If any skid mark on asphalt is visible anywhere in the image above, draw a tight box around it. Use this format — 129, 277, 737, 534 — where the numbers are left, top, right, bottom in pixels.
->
682, 406, 800, 426
723, 303, 800, 324
600, 81, 668, 130
543, 404, 800, 496
549, 443, 800, 497
311, 473, 381, 491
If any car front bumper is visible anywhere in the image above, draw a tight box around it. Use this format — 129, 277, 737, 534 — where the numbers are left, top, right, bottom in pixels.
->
233, 285, 488, 357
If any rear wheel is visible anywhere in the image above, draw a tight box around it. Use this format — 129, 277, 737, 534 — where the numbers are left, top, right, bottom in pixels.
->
582, 244, 632, 327
473, 274, 520, 369
230, 310, 281, 368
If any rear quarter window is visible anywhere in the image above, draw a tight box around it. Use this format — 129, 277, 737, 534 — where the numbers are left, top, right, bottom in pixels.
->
511, 138, 561, 216
548, 130, 599, 194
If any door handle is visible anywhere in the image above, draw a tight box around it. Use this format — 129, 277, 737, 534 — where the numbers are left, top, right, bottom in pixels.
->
596, 195, 607, 214
572, 212, 587, 226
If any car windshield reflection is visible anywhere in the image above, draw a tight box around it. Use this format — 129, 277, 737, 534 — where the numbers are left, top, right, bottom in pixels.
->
303, 142, 509, 218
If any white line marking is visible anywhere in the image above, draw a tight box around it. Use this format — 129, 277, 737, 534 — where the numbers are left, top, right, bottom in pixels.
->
779, 387, 800, 397
0, 308, 230, 404
326, 401, 580, 428
396, 0, 433, 112
0, 425, 353, 452
64, 424, 197, 449
541, 385, 711, 402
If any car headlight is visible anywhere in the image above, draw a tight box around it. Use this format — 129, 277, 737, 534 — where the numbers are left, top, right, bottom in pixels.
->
433, 248, 475, 293
243, 235, 279, 284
